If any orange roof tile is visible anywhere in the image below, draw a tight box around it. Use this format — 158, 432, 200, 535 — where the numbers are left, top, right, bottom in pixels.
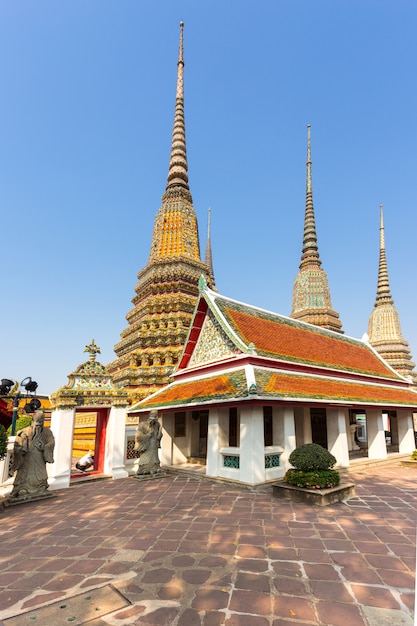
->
223, 305, 396, 378
264, 372, 417, 406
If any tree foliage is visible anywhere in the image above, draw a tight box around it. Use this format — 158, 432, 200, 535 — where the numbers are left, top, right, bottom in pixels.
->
0, 425, 7, 460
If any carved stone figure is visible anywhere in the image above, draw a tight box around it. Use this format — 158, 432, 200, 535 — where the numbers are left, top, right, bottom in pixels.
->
134, 412, 162, 475
10, 409, 55, 499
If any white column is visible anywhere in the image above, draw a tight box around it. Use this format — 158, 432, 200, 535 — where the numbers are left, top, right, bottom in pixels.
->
367, 409, 387, 460
397, 410, 415, 454
302, 407, 312, 444
103, 406, 129, 480
327, 408, 350, 468
161, 413, 173, 467
48, 408, 76, 490
281, 407, 296, 473
239, 406, 265, 484
206, 408, 228, 477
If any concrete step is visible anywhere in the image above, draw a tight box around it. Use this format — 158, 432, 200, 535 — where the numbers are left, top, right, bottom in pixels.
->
340, 453, 411, 474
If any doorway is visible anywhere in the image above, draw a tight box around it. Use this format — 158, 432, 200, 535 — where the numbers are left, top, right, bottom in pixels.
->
190, 410, 208, 459
71, 408, 108, 478
310, 408, 328, 449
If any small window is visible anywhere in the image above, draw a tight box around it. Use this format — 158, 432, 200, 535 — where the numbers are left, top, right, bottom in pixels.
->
263, 406, 273, 446
229, 407, 239, 447
174, 412, 186, 437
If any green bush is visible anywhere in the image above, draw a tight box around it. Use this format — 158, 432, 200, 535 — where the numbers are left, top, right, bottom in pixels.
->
410, 450, 417, 461
6, 416, 32, 436
0, 425, 8, 460
289, 443, 336, 471
284, 468, 340, 489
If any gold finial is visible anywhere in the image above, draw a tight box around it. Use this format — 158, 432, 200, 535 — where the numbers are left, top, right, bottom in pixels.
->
84, 339, 101, 362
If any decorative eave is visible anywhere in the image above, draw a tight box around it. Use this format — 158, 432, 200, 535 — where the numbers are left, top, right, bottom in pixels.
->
130, 365, 417, 414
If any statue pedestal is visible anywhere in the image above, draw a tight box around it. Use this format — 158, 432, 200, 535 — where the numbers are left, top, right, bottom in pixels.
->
4, 491, 57, 507
132, 471, 167, 481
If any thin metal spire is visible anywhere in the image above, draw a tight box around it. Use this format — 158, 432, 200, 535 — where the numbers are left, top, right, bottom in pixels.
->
300, 124, 321, 269
374, 204, 393, 306
166, 21, 189, 191
204, 208, 215, 286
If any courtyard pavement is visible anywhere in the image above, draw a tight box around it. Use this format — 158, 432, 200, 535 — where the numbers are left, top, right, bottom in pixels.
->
0, 466, 416, 626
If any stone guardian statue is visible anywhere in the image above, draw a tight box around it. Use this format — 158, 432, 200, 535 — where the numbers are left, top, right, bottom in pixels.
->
10, 409, 55, 500
134, 411, 163, 476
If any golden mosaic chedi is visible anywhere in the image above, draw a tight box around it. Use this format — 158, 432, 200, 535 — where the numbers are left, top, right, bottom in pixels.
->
107, 23, 214, 403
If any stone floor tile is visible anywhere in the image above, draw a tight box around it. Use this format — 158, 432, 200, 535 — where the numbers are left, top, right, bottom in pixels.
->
42, 573, 85, 591
302, 563, 342, 581
182, 569, 212, 584
141, 567, 173, 583
350, 584, 401, 610
229, 589, 272, 615
198, 556, 228, 568
272, 594, 316, 622
235, 572, 270, 593
203, 611, 226, 625
316, 600, 367, 626
267, 547, 298, 561
364, 553, 410, 570
192, 588, 229, 610
309, 580, 354, 602
135, 606, 180, 625
177, 607, 202, 625
297, 548, 333, 563
235, 558, 268, 572
377, 568, 415, 589
272, 575, 308, 596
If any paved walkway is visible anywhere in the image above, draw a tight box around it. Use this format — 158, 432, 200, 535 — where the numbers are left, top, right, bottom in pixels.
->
0, 466, 416, 626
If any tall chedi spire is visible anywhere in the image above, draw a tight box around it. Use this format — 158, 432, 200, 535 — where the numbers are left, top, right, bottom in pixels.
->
108, 22, 214, 402
291, 125, 343, 333
367, 205, 416, 383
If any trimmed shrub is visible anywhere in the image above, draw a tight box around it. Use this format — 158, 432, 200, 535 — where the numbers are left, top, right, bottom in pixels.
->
289, 443, 336, 471
285, 468, 340, 489
410, 450, 417, 461
285, 443, 340, 490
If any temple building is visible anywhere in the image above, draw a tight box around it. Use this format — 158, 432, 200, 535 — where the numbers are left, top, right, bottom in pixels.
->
130, 278, 417, 485
107, 23, 214, 403
367, 205, 417, 385
290, 125, 343, 334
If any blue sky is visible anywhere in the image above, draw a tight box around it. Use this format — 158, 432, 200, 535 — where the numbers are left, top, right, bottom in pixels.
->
1, 1, 416, 395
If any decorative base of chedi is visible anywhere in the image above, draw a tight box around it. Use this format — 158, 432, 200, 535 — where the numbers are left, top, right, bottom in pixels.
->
272, 481, 355, 506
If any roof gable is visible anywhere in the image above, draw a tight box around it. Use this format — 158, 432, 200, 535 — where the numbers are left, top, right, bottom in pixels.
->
209, 291, 401, 380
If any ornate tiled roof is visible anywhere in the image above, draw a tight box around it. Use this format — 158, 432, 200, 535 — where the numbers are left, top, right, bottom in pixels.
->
209, 291, 399, 379
291, 126, 343, 334
131, 283, 417, 414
